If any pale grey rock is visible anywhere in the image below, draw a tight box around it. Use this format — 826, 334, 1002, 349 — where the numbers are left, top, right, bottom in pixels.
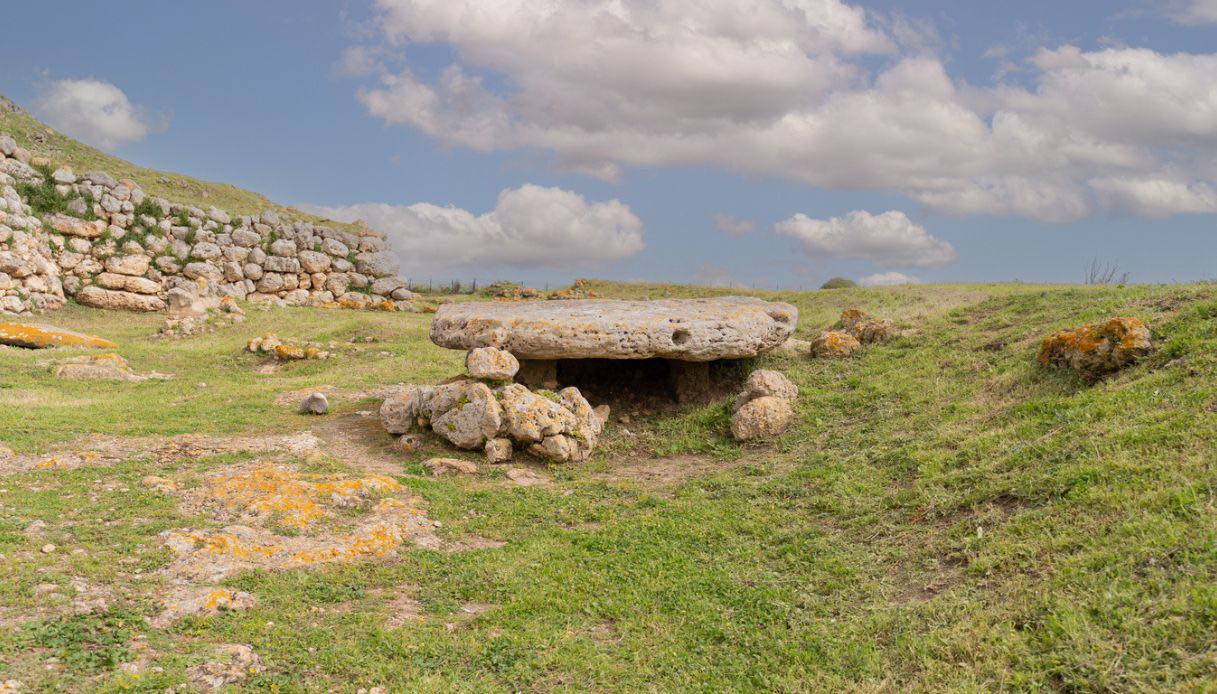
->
733, 370, 798, 412
76, 286, 166, 312
264, 256, 299, 273
183, 262, 223, 283
297, 250, 330, 273
484, 438, 512, 463
94, 272, 159, 295
497, 383, 576, 444
432, 297, 798, 361
231, 228, 260, 248
466, 347, 519, 381
430, 381, 502, 449
104, 254, 151, 276
269, 239, 296, 257
242, 263, 263, 281
321, 237, 349, 257
300, 392, 329, 415
730, 396, 794, 442
354, 251, 398, 278
191, 242, 223, 261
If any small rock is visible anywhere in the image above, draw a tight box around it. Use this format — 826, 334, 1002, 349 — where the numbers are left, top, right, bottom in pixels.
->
41, 543, 56, 554
300, 392, 329, 415
398, 433, 424, 454
465, 346, 520, 381
1039, 317, 1153, 379
731, 396, 794, 442
505, 467, 550, 486
484, 437, 513, 463
810, 330, 861, 358
424, 457, 478, 476
733, 370, 798, 411
187, 644, 263, 691
838, 309, 892, 344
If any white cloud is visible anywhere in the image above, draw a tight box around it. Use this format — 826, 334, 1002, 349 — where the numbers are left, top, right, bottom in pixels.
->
859, 271, 921, 286
36, 79, 156, 150
775, 210, 956, 268
714, 214, 756, 236
349, 1, 1217, 221
301, 185, 644, 274
1167, 0, 1217, 24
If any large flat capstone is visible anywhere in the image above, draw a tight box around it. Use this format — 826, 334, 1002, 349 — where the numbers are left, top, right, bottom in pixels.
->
430, 297, 798, 361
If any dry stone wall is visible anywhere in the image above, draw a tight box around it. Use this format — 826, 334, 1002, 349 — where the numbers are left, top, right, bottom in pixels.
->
0, 130, 411, 316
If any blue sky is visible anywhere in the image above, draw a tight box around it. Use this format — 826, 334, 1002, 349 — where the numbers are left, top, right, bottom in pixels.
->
1, 0, 1214, 288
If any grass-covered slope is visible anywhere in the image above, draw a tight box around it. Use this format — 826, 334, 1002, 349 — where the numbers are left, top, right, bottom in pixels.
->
0, 94, 356, 230
0, 281, 1215, 690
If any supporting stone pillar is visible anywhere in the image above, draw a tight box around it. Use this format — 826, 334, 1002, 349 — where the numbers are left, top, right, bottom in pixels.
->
670, 360, 711, 404
516, 359, 558, 389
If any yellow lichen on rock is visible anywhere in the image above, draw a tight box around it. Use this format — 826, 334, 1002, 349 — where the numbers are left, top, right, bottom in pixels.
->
1039, 317, 1153, 378
0, 322, 118, 349
202, 465, 402, 527
837, 309, 892, 344
810, 330, 862, 358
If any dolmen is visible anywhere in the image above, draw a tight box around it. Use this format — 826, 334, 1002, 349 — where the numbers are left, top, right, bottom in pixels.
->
429, 297, 799, 402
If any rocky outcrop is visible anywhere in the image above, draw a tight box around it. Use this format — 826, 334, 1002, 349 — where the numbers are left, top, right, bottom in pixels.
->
1038, 317, 1153, 379
51, 353, 169, 382
0, 130, 414, 316
731, 369, 798, 442
431, 297, 798, 361
380, 379, 607, 463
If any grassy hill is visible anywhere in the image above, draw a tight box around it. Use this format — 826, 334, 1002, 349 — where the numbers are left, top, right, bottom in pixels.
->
0, 94, 358, 231
1, 280, 1214, 690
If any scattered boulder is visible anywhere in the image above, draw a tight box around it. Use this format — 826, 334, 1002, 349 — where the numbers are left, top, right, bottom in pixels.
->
731, 369, 798, 442
775, 337, 811, 357
430, 381, 503, 449
810, 330, 862, 358
424, 457, 478, 476
0, 322, 116, 349
466, 346, 520, 381
246, 333, 330, 360
838, 309, 892, 344
300, 392, 329, 415
1038, 317, 1153, 379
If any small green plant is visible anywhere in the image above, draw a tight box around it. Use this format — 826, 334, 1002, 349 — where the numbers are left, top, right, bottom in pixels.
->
133, 196, 162, 219
21, 609, 144, 673
176, 209, 191, 227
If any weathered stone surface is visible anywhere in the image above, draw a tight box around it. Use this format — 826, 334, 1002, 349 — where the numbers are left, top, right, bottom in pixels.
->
1039, 317, 1153, 379
731, 396, 794, 441
76, 286, 166, 312
381, 385, 435, 434
466, 346, 520, 381
424, 457, 478, 476
430, 381, 503, 449
104, 252, 151, 276
45, 214, 106, 238
484, 438, 513, 463
733, 370, 798, 412
431, 297, 798, 361
498, 383, 577, 443
95, 272, 160, 295
0, 322, 117, 349
810, 330, 861, 358
298, 250, 331, 273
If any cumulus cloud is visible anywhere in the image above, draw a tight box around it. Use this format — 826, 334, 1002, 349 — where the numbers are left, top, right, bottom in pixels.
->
859, 271, 921, 286
775, 210, 956, 268
301, 185, 644, 274
36, 79, 156, 150
714, 214, 756, 236
348, 1, 1217, 221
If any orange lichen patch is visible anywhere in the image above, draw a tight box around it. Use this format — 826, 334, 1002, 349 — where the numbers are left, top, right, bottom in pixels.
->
246, 333, 330, 360
201, 465, 402, 527
151, 586, 257, 628
810, 330, 862, 358
0, 322, 117, 350
35, 457, 65, 470
161, 499, 435, 581
1038, 317, 1153, 377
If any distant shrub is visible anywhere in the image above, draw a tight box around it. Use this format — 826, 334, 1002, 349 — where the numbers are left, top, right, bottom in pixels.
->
821, 277, 858, 289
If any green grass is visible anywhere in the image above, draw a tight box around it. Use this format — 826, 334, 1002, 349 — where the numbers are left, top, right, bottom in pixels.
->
1, 281, 1216, 690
